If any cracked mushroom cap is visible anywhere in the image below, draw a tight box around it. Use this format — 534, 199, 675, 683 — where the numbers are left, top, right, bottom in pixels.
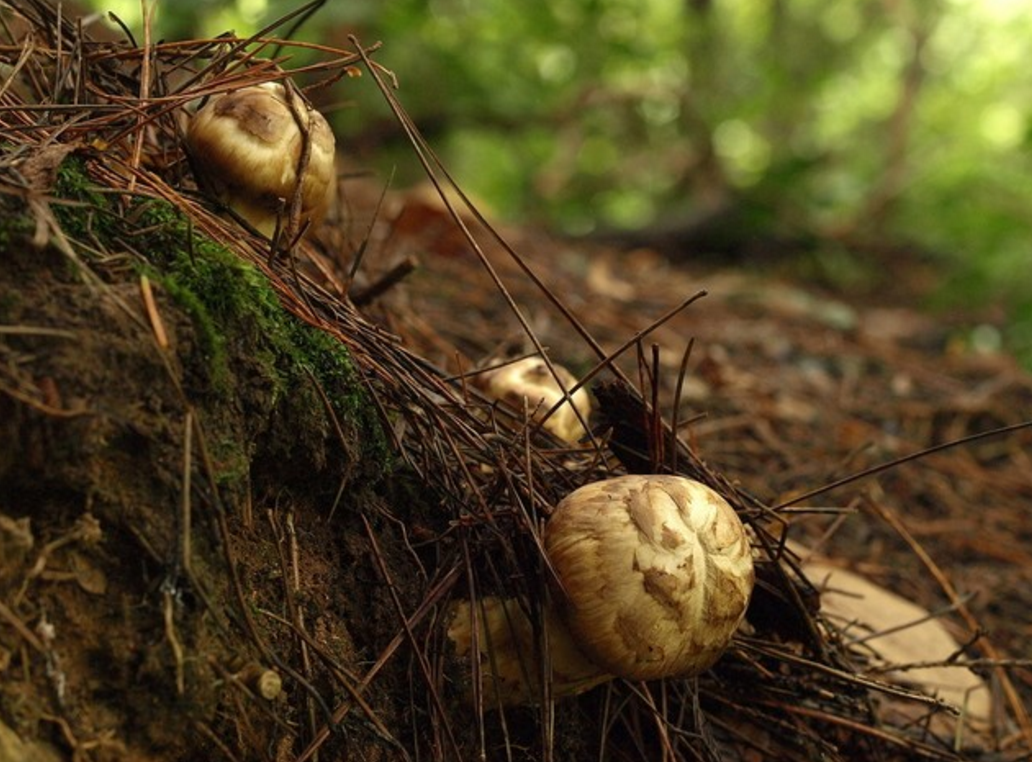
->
186, 81, 336, 236
478, 357, 591, 443
544, 474, 754, 681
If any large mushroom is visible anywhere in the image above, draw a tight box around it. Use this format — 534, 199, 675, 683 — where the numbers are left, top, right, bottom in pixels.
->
185, 81, 336, 237
448, 475, 755, 705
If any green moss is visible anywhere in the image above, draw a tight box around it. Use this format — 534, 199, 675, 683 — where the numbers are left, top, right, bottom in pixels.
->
43, 155, 391, 488
53, 156, 117, 241
0, 207, 33, 250
0, 287, 21, 322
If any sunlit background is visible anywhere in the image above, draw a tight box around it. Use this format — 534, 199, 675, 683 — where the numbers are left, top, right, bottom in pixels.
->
84, 0, 1032, 362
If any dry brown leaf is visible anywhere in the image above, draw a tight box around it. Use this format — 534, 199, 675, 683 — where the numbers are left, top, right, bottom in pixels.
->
803, 557, 991, 727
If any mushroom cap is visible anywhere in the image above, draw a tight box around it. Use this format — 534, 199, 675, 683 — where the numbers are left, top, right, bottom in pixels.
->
186, 81, 336, 235
479, 357, 591, 443
544, 474, 754, 680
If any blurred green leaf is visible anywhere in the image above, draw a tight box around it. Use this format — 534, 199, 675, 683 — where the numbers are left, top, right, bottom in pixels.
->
85, 0, 1032, 366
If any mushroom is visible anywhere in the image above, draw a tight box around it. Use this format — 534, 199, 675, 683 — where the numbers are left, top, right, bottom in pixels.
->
446, 595, 611, 706
475, 357, 591, 444
545, 474, 755, 680
185, 81, 336, 237
447, 475, 754, 704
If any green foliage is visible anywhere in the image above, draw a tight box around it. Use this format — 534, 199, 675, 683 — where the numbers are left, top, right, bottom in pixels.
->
81, 0, 1032, 365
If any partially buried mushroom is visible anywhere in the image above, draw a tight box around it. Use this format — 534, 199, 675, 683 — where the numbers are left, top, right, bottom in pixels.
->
474, 357, 591, 444
447, 474, 755, 705
186, 81, 336, 237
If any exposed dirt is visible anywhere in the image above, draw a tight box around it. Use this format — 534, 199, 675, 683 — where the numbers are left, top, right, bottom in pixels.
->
0, 172, 407, 761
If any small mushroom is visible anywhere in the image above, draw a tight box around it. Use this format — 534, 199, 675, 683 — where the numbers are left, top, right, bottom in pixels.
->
447, 475, 754, 704
185, 81, 336, 237
475, 357, 591, 444
446, 595, 610, 706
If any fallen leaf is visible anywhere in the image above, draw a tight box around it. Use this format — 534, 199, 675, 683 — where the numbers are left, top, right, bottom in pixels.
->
803, 557, 990, 727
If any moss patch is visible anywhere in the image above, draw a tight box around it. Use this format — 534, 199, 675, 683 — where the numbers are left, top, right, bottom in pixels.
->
53, 155, 389, 492
0, 153, 403, 761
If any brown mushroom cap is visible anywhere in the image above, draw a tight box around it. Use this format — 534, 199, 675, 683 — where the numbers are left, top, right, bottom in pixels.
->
185, 82, 336, 236
544, 474, 754, 681
478, 357, 591, 443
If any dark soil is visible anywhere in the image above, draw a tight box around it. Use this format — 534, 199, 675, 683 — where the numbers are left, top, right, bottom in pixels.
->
0, 167, 405, 761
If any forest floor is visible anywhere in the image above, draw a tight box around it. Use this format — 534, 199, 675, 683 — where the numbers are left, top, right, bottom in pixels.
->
2, 4, 1032, 760
3, 152, 1032, 762
369, 181, 1032, 659
340, 179, 1032, 758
